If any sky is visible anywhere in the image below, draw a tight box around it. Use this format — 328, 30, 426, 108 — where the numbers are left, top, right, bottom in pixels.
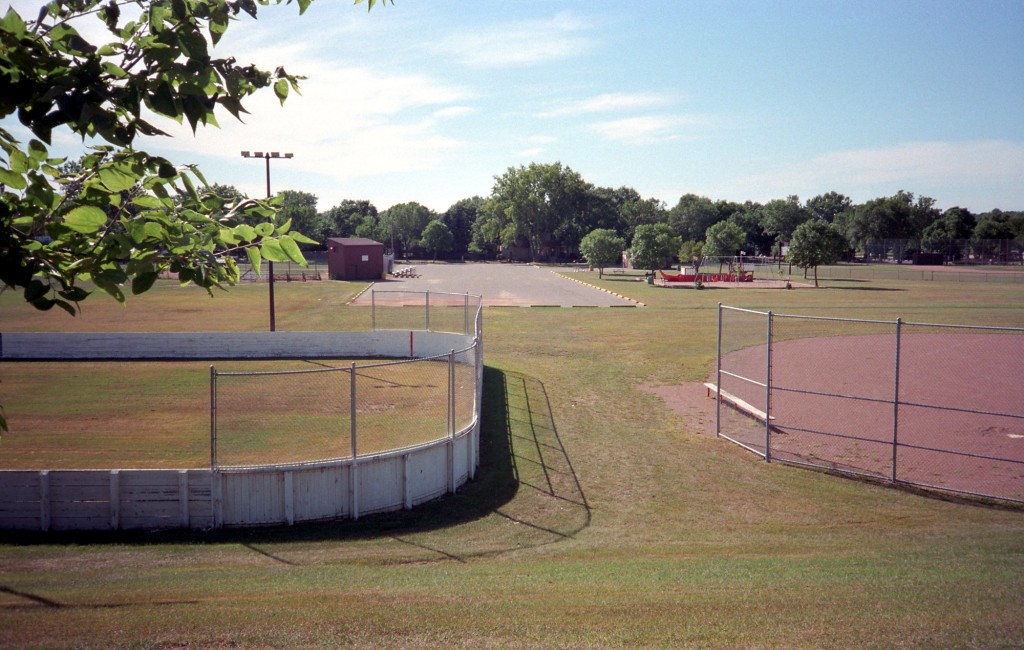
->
6, 0, 1024, 214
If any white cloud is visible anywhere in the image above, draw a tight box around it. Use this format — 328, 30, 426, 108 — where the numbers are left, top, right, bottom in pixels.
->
730, 141, 1024, 200
433, 11, 593, 68
433, 106, 476, 119
515, 147, 548, 159
588, 115, 711, 145
538, 93, 672, 118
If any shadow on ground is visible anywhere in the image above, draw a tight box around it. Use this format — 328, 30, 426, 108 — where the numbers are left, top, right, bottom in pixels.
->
3, 366, 591, 560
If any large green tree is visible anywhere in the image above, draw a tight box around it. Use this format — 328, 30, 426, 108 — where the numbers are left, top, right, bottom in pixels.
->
787, 219, 847, 287
380, 201, 434, 258
579, 228, 625, 278
488, 162, 590, 261
278, 190, 322, 249
441, 196, 483, 257
0, 0, 339, 316
667, 193, 721, 242
702, 220, 746, 271
419, 219, 454, 260
759, 195, 810, 262
321, 199, 378, 239
627, 223, 679, 274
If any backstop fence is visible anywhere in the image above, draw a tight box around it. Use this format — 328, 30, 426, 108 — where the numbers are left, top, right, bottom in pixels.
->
715, 304, 1024, 503
211, 290, 483, 470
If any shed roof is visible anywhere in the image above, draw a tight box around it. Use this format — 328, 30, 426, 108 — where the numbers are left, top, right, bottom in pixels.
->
327, 237, 383, 247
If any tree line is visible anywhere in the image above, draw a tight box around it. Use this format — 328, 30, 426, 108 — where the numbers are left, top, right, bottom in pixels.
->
218, 162, 1024, 270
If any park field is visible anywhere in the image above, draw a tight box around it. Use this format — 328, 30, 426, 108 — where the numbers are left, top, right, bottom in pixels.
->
1, 268, 1024, 648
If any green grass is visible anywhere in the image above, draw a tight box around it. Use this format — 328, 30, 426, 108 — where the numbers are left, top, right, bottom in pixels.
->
1, 274, 1024, 648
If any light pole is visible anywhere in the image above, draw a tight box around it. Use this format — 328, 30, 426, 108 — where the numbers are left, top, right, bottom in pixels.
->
240, 151, 293, 332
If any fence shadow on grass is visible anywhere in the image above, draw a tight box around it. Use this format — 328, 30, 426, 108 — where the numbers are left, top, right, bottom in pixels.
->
3, 365, 592, 562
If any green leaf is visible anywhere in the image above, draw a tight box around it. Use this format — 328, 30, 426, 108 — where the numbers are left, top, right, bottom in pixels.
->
0, 168, 26, 189
0, 7, 27, 38
260, 238, 289, 262
273, 79, 289, 105
98, 166, 136, 192
131, 272, 159, 295
277, 235, 306, 265
275, 217, 292, 234
291, 231, 319, 245
235, 224, 257, 242
246, 245, 262, 276
132, 195, 169, 209
27, 140, 48, 163
255, 222, 274, 237
9, 148, 30, 173
64, 206, 108, 234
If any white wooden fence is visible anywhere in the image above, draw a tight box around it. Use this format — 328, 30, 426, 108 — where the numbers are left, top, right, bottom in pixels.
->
0, 296, 483, 531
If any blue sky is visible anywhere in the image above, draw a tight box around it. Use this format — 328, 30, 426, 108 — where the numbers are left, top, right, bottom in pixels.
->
8, 0, 1024, 213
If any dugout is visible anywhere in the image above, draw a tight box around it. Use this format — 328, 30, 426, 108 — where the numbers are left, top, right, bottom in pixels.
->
327, 237, 385, 280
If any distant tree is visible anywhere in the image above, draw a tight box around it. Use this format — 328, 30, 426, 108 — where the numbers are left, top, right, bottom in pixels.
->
628, 224, 680, 274
468, 207, 504, 259
321, 200, 378, 239
921, 207, 975, 259
380, 202, 434, 258
787, 219, 847, 287
488, 162, 590, 260
579, 228, 626, 278
806, 192, 853, 223
667, 193, 722, 242
702, 221, 746, 272
442, 197, 484, 257
678, 240, 705, 275
420, 220, 454, 260
619, 197, 667, 243
278, 191, 323, 249
759, 196, 810, 263
726, 202, 773, 255
842, 191, 939, 260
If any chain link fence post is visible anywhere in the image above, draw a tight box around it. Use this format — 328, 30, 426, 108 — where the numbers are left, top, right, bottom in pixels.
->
891, 317, 902, 482
765, 311, 773, 463
210, 365, 217, 470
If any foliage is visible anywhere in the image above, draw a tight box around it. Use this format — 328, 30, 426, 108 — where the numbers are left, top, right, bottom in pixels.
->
787, 219, 847, 286
441, 196, 484, 257
320, 199, 379, 239
758, 195, 809, 249
379, 201, 434, 258
678, 239, 704, 275
579, 228, 625, 278
921, 207, 975, 256
837, 190, 940, 258
805, 191, 852, 223
277, 190, 322, 248
420, 219, 454, 260
0, 0, 322, 318
667, 193, 722, 242
627, 223, 679, 273
487, 162, 591, 261
701, 220, 746, 260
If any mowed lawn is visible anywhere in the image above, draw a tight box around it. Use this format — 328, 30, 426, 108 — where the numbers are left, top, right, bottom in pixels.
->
1, 269, 1024, 648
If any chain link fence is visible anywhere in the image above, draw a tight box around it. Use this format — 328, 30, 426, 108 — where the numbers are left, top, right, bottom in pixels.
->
211, 291, 483, 469
715, 304, 1024, 502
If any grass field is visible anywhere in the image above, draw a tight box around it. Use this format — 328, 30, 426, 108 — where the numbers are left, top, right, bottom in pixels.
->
2, 270, 1024, 648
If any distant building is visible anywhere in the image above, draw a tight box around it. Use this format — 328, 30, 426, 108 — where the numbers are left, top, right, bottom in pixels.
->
326, 237, 385, 281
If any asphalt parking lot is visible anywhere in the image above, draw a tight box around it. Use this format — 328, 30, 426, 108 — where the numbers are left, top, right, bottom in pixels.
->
352, 263, 640, 307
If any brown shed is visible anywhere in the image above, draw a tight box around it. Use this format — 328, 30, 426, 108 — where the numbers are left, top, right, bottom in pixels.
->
326, 237, 385, 281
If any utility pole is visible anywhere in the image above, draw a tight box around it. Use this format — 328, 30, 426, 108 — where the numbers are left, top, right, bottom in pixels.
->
240, 151, 293, 332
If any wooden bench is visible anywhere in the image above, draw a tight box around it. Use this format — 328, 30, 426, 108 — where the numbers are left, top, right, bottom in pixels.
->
704, 382, 773, 421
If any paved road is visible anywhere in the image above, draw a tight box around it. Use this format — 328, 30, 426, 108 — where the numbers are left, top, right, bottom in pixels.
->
353, 263, 640, 307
